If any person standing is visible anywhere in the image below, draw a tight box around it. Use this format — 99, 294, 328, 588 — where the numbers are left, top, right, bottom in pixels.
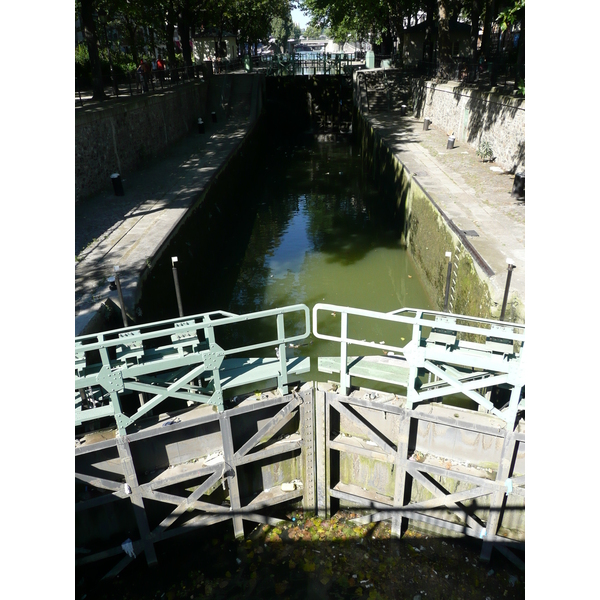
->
156, 55, 165, 85
142, 59, 152, 91
137, 59, 148, 93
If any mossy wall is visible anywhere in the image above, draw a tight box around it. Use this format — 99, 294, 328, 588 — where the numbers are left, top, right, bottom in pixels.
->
354, 108, 493, 319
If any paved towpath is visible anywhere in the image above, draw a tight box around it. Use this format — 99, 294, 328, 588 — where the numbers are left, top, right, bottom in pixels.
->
75, 114, 251, 336
361, 110, 525, 317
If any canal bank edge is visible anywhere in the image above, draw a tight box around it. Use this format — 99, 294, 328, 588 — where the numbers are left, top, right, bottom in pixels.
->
75, 74, 266, 336
353, 106, 524, 324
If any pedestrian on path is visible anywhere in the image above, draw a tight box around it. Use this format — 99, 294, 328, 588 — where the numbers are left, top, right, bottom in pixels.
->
137, 59, 150, 93
157, 55, 165, 85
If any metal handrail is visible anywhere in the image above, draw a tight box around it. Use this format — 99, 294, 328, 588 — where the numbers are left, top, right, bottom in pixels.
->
75, 304, 311, 433
312, 303, 525, 428
313, 303, 524, 353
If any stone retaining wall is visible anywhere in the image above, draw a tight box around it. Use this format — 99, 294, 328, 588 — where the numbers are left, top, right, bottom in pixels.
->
75, 82, 208, 201
355, 109, 496, 319
411, 80, 525, 173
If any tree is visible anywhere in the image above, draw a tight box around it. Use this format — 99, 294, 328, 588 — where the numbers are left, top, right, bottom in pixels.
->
78, 0, 106, 100
496, 0, 524, 84
271, 13, 293, 53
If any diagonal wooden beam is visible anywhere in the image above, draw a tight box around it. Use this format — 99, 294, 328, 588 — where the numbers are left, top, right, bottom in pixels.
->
151, 469, 223, 538
116, 436, 158, 566
234, 394, 302, 459
75, 472, 124, 492
409, 467, 486, 535
330, 398, 396, 455
142, 489, 231, 515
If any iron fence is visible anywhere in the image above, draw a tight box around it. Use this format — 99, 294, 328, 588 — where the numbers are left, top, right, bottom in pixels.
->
76, 64, 208, 107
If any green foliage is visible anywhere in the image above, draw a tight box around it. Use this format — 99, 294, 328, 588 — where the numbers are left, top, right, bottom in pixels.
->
476, 140, 494, 162
496, 0, 525, 32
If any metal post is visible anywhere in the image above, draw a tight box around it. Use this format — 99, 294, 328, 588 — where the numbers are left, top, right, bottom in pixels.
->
114, 266, 128, 327
500, 259, 516, 321
443, 251, 452, 311
171, 257, 184, 317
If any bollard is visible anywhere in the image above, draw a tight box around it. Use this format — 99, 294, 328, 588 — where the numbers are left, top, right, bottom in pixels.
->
423, 118, 431, 131
511, 172, 525, 199
211, 111, 217, 123
111, 173, 124, 196
198, 118, 205, 134
447, 135, 455, 150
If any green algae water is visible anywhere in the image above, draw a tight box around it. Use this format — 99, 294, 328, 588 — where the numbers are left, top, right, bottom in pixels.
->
138, 133, 435, 383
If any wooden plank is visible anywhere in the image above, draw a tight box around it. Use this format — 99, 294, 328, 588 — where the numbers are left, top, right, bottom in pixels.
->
234, 395, 302, 459
219, 412, 244, 539
402, 485, 493, 513
144, 489, 231, 516
332, 481, 393, 508
140, 462, 219, 491
75, 472, 124, 492
235, 438, 302, 467
246, 487, 304, 510
409, 468, 486, 536
156, 513, 231, 542
150, 469, 223, 536
391, 413, 411, 537
329, 435, 394, 463
480, 432, 517, 563
75, 437, 118, 456
116, 436, 158, 566
75, 491, 125, 512
405, 460, 499, 489
316, 391, 328, 517
330, 397, 396, 455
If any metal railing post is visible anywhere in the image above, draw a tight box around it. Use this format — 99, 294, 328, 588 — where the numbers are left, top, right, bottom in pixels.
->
171, 256, 184, 317
500, 259, 516, 321
443, 251, 453, 311
340, 311, 349, 396
114, 266, 128, 327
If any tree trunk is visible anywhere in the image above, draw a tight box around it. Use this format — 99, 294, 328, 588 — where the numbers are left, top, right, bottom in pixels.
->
470, 0, 481, 75
166, 3, 178, 81
123, 16, 139, 66
436, 0, 452, 79
179, 6, 193, 70
79, 0, 105, 100
481, 0, 498, 60
516, 9, 525, 84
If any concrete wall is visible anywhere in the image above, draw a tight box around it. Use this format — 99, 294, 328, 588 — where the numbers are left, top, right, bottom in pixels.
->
75, 82, 208, 201
355, 110, 496, 319
411, 80, 525, 173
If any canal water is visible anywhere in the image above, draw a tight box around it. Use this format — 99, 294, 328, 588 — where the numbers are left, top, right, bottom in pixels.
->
137, 131, 435, 385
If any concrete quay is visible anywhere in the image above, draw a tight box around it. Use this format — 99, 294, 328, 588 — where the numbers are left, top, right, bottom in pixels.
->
359, 109, 525, 317
75, 114, 253, 336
